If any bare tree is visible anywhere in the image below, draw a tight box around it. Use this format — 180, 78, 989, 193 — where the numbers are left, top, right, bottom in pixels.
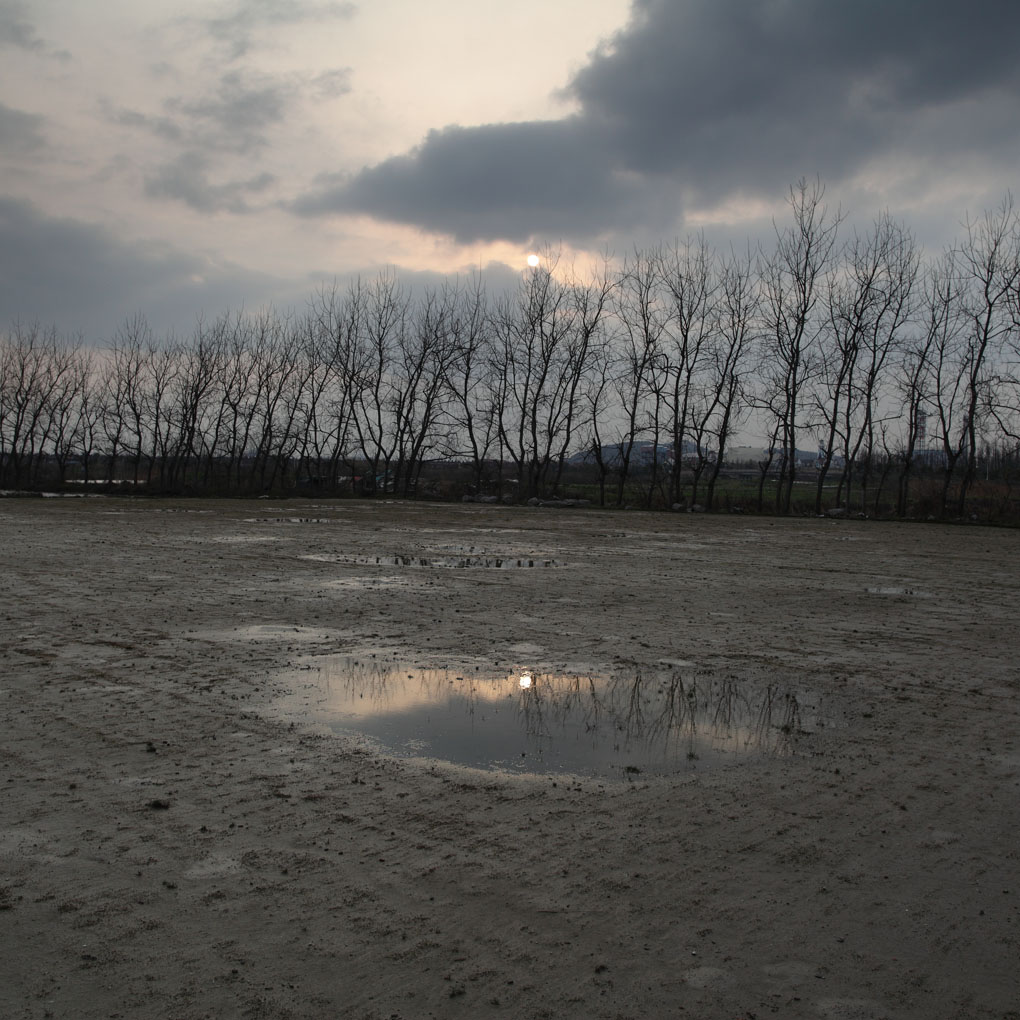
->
306, 281, 371, 490
953, 196, 1020, 514
48, 341, 93, 484
894, 257, 952, 516
847, 216, 918, 513
658, 235, 718, 505
247, 310, 303, 492
578, 331, 615, 506
549, 260, 614, 494
348, 274, 410, 493
704, 248, 756, 510
610, 250, 666, 505
1, 324, 82, 487
441, 276, 499, 495
923, 248, 973, 515
816, 214, 917, 514
391, 285, 458, 496
759, 179, 841, 513
491, 260, 588, 499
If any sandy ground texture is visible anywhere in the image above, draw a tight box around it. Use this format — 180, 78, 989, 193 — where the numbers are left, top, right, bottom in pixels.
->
1, 497, 1018, 1020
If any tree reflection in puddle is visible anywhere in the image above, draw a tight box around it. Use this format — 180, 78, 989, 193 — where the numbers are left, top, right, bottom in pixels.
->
274, 657, 842, 778
300, 553, 561, 569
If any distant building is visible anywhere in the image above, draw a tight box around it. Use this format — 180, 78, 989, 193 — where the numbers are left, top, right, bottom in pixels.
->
913, 447, 948, 469
566, 440, 703, 468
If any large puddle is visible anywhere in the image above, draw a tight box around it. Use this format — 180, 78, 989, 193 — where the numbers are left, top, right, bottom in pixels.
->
244, 517, 346, 524
300, 553, 561, 569
272, 656, 842, 779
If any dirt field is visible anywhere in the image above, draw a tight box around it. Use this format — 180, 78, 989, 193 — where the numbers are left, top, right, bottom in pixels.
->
1, 497, 1018, 1020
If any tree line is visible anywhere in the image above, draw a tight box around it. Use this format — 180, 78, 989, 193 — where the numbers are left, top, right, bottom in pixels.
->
3, 181, 1020, 518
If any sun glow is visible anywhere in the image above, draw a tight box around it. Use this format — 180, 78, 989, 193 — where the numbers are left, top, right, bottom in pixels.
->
526, 253, 540, 268
519, 672, 533, 689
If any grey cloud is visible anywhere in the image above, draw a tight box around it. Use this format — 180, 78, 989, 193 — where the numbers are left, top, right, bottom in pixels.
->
293, 118, 674, 243
566, 0, 1020, 186
0, 197, 293, 342
310, 68, 352, 101
0, 0, 69, 59
295, 0, 1020, 244
107, 63, 350, 213
168, 70, 291, 154
107, 72, 286, 156
114, 66, 351, 157
570, 1, 1020, 129
0, 0, 43, 52
303, 260, 528, 305
144, 151, 276, 213
0, 196, 527, 343
0, 102, 46, 153
204, 0, 357, 60
111, 64, 352, 213
108, 105, 184, 143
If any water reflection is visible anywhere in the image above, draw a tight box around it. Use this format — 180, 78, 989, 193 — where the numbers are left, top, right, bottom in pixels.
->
277, 657, 840, 778
300, 553, 560, 569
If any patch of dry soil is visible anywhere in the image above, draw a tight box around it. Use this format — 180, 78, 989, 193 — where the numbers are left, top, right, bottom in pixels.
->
1, 498, 1018, 1019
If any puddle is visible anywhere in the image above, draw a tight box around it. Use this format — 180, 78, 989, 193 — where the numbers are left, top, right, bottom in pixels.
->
321, 575, 426, 591
209, 535, 285, 544
300, 553, 561, 569
96, 507, 214, 515
244, 517, 345, 524
418, 543, 555, 556
866, 586, 929, 596
272, 657, 842, 779
207, 625, 342, 643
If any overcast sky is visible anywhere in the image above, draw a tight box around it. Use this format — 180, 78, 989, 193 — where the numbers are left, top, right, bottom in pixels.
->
2, 0, 1018, 342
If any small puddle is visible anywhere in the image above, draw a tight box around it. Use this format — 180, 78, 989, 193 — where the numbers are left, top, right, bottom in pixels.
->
866, 586, 929, 596
244, 517, 345, 524
272, 657, 841, 778
300, 554, 561, 569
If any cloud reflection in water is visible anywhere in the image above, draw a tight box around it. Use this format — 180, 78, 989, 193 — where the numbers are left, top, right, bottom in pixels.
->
278, 657, 840, 778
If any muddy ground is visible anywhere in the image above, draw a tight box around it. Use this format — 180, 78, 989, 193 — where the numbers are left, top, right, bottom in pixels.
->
1, 497, 1018, 1020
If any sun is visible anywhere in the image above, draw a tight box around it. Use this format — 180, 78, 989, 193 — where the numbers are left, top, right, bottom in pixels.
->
526, 253, 540, 268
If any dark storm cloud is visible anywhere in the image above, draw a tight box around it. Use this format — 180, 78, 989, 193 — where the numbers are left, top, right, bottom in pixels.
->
0, 197, 289, 342
203, 0, 357, 60
0, 102, 46, 154
293, 118, 667, 242
295, 0, 1020, 243
565, 0, 1020, 187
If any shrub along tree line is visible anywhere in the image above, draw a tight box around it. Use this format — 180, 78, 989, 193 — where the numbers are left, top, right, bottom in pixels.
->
3, 181, 1020, 520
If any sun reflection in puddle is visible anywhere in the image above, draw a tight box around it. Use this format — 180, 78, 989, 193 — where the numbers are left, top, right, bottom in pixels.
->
272, 657, 843, 779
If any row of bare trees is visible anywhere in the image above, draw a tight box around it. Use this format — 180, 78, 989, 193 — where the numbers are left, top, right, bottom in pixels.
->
3, 181, 1020, 516
757, 184, 1020, 519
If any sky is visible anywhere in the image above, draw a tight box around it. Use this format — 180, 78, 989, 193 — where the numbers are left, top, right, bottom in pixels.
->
2, 0, 1019, 343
